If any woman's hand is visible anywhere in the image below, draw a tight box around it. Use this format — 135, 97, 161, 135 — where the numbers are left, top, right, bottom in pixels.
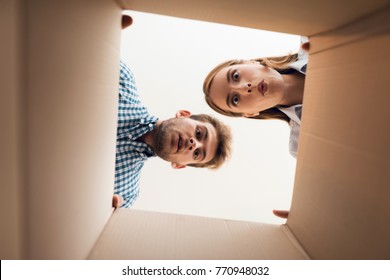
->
122, 15, 133, 30
301, 41, 310, 52
273, 209, 289, 219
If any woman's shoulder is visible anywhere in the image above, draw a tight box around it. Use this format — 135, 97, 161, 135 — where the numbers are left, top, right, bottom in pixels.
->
287, 36, 309, 73
278, 105, 302, 124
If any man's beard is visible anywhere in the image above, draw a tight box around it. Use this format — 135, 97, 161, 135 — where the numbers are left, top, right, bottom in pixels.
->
152, 119, 174, 161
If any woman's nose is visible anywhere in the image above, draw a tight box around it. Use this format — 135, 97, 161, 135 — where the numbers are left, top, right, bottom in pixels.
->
245, 82, 253, 93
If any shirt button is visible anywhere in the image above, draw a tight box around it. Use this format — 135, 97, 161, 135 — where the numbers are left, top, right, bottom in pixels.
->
148, 124, 153, 128
140, 119, 144, 124
128, 134, 132, 139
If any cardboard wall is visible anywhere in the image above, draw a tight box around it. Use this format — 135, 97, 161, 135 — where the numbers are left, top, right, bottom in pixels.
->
119, 0, 390, 36
26, 0, 122, 259
89, 209, 309, 260
288, 6, 390, 259
1, 0, 122, 259
0, 0, 25, 260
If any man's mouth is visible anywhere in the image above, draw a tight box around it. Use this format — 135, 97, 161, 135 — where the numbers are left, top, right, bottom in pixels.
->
177, 135, 182, 152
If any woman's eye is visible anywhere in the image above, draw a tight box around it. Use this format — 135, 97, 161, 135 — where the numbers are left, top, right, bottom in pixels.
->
194, 149, 200, 159
232, 95, 239, 106
232, 70, 239, 81
196, 128, 201, 139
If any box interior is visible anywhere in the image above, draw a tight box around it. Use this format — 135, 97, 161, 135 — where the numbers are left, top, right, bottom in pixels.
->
1, 0, 389, 259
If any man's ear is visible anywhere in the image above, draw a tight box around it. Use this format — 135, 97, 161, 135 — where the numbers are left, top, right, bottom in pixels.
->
243, 112, 260, 118
175, 110, 192, 118
171, 162, 186, 169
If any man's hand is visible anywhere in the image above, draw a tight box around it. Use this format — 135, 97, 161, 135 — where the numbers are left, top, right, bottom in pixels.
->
122, 15, 133, 30
113, 194, 124, 208
273, 209, 289, 219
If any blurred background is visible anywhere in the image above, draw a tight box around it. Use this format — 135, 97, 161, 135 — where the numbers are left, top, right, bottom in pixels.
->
121, 11, 301, 224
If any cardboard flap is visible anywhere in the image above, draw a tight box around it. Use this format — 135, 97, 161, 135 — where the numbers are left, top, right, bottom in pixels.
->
0, 0, 122, 259
89, 209, 309, 260
120, 0, 390, 36
287, 7, 390, 259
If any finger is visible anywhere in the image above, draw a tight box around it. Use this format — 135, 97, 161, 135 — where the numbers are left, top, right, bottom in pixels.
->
112, 195, 122, 208
273, 209, 289, 219
301, 42, 310, 52
121, 15, 133, 30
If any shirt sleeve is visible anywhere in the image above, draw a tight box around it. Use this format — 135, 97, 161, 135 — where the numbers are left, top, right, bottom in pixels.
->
288, 120, 300, 158
119, 60, 142, 104
121, 192, 139, 208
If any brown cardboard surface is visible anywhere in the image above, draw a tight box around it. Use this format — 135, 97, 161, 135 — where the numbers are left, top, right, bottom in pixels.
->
0, 0, 25, 259
0, 0, 122, 259
120, 0, 389, 36
2, 0, 390, 260
89, 209, 309, 259
25, 0, 122, 259
287, 7, 390, 259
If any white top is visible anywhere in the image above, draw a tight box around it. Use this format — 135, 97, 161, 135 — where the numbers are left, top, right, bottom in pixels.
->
278, 105, 302, 158
277, 37, 308, 158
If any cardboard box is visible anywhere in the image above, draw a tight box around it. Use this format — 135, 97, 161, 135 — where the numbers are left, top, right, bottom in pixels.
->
1, 0, 389, 259
1, 0, 122, 259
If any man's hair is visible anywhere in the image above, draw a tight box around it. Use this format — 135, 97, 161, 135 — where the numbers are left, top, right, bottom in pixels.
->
188, 114, 232, 169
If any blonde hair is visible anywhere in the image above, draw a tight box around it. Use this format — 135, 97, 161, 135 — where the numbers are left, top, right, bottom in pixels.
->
203, 54, 298, 122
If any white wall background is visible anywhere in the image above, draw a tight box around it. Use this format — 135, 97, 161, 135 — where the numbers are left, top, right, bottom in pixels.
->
120, 11, 301, 224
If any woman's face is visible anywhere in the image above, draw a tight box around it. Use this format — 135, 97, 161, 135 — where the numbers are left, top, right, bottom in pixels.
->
208, 61, 286, 117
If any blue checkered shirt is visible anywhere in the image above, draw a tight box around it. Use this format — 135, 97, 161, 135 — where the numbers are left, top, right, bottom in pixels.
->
114, 61, 158, 207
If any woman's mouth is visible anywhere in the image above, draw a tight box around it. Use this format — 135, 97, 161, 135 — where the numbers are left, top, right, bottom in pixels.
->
257, 80, 268, 95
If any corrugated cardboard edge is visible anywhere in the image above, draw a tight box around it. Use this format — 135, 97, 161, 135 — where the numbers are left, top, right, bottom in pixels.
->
86, 207, 116, 259
281, 225, 311, 260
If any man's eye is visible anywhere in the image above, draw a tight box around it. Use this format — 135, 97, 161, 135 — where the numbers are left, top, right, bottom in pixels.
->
232, 95, 239, 106
232, 70, 239, 81
196, 128, 201, 139
194, 149, 200, 159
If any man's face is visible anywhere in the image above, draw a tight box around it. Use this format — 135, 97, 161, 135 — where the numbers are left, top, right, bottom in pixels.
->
153, 111, 218, 169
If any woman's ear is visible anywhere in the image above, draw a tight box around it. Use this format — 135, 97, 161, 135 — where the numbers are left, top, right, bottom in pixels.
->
243, 112, 260, 118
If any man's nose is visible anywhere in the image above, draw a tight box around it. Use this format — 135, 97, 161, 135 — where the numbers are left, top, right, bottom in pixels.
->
188, 138, 199, 151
